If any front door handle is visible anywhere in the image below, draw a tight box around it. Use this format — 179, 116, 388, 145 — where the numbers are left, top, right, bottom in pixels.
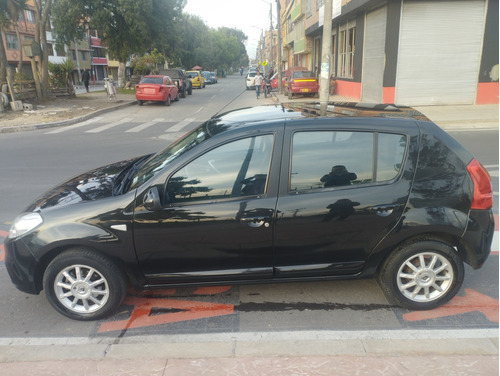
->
367, 204, 399, 217
240, 217, 270, 228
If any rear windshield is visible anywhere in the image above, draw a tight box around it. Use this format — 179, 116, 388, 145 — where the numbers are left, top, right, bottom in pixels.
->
140, 77, 163, 84
247, 72, 256, 78
292, 71, 315, 79
186, 72, 198, 78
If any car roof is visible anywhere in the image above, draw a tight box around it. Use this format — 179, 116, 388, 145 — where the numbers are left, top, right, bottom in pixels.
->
212, 102, 430, 123
201, 102, 430, 141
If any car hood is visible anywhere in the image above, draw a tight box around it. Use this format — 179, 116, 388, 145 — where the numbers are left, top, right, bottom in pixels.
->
26, 156, 145, 212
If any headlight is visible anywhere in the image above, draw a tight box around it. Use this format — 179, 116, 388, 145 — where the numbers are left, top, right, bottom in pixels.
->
9, 212, 43, 239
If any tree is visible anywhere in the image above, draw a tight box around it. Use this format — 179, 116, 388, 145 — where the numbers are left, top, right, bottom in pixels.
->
52, 0, 186, 87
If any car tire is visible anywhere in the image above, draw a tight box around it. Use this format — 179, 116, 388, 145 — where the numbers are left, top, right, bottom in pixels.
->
180, 89, 186, 99
43, 248, 127, 321
377, 240, 464, 310
138, 100, 143, 106
165, 96, 171, 106
175, 91, 179, 101
188, 87, 192, 95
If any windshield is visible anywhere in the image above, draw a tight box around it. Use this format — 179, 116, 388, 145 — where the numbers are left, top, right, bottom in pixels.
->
128, 125, 210, 191
292, 71, 315, 79
140, 77, 163, 84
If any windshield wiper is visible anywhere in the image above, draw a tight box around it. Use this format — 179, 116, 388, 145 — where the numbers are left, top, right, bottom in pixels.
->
112, 155, 151, 195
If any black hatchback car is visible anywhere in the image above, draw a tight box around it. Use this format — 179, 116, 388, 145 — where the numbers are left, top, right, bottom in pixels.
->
5, 103, 494, 320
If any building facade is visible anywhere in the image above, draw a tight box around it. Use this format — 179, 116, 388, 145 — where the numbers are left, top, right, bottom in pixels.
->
270, 0, 498, 105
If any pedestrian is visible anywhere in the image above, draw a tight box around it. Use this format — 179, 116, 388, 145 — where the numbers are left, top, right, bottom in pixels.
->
82, 70, 90, 93
253, 71, 264, 99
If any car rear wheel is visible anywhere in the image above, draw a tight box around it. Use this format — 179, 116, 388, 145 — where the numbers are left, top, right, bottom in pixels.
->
378, 240, 464, 310
138, 100, 144, 106
165, 96, 171, 106
175, 91, 180, 101
43, 249, 127, 321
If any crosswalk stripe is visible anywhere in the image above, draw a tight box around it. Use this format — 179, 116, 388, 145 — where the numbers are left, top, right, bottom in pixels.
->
86, 117, 133, 133
166, 118, 195, 133
45, 117, 103, 134
126, 118, 165, 133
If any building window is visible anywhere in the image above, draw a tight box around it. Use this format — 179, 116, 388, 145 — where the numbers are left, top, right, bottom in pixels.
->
6, 34, 18, 50
81, 51, 87, 61
46, 43, 54, 56
25, 10, 35, 23
71, 49, 77, 60
338, 21, 355, 79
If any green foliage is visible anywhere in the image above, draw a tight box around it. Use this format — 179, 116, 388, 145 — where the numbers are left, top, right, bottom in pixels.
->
50, 0, 249, 74
130, 49, 166, 75
48, 60, 76, 88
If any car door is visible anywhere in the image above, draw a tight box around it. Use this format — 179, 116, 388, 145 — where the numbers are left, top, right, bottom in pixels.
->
273, 119, 419, 278
133, 133, 280, 285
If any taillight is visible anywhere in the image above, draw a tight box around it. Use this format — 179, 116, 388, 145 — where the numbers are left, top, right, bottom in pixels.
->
466, 158, 492, 209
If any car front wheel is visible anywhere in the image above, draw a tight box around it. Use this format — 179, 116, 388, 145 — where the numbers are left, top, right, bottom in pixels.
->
43, 249, 127, 321
378, 240, 464, 310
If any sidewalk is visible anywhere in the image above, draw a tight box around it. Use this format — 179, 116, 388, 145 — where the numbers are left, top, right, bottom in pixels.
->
1, 329, 498, 375
269, 90, 499, 131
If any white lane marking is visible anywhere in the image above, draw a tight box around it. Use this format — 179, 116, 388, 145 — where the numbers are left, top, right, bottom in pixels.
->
86, 117, 133, 133
126, 118, 165, 133
166, 118, 195, 133
45, 117, 103, 134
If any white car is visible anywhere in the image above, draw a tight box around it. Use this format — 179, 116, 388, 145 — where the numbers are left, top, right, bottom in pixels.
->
245, 71, 256, 90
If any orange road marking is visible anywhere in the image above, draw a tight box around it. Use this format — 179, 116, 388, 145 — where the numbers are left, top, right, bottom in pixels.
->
0, 230, 6, 262
193, 286, 232, 295
98, 296, 234, 333
403, 289, 499, 323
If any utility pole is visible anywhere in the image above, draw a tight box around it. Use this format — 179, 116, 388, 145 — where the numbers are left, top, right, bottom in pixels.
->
319, 0, 332, 115
269, 2, 273, 73
276, 0, 283, 94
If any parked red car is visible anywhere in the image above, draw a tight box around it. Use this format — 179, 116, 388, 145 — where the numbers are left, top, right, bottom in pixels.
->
135, 75, 179, 106
284, 67, 319, 99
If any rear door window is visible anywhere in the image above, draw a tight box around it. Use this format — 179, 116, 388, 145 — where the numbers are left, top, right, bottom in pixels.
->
290, 131, 407, 192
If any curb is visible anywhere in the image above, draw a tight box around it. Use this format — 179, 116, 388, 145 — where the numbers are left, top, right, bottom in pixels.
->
0, 329, 497, 362
0, 100, 137, 134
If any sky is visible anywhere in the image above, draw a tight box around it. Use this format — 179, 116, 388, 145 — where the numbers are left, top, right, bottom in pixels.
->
183, 0, 275, 59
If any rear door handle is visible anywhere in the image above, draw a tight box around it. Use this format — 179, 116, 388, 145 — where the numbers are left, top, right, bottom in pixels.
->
240, 217, 270, 228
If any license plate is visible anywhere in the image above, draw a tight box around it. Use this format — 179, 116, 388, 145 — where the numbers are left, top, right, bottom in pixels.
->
301, 88, 310, 92
145, 88, 155, 94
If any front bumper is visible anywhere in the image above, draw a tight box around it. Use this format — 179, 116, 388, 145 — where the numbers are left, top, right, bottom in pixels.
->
4, 235, 40, 295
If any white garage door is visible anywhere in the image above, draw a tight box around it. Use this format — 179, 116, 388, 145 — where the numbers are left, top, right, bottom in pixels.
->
361, 6, 387, 102
395, 0, 486, 105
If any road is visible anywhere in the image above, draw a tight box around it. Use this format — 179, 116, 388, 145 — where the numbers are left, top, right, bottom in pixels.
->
0, 74, 497, 343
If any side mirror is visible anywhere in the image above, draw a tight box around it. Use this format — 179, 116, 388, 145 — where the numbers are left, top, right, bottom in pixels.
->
143, 187, 162, 211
